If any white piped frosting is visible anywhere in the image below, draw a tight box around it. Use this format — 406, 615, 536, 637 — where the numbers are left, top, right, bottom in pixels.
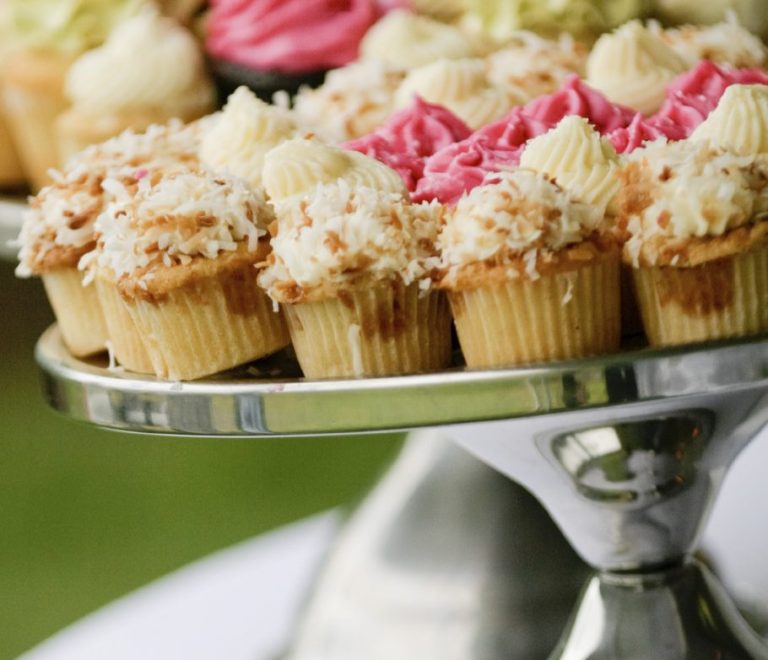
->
520, 116, 620, 214
587, 21, 687, 115
200, 86, 298, 188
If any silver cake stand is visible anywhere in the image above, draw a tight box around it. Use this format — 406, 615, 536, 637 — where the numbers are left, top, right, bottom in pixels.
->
35, 324, 768, 659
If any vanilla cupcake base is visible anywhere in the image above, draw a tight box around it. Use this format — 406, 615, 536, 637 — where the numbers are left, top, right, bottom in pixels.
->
95, 276, 155, 374
284, 282, 452, 379
42, 267, 108, 357
449, 255, 621, 368
124, 267, 289, 381
633, 244, 768, 347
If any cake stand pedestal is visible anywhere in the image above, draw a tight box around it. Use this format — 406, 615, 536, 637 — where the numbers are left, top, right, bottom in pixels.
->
35, 325, 768, 659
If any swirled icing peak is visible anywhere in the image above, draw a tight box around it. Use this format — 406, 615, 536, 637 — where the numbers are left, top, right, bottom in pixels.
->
395, 58, 524, 130
587, 21, 688, 116
200, 86, 298, 189
65, 8, 214, 117
5, 0, 146, 53
520, 115, 619, 213
206, 0, 387, 73
691, 84, 768, 156
360, 10, 476, 69
263, 138, 407, 203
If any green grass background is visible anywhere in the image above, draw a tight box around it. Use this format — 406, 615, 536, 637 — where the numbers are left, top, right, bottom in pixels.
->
0, 261, 403, 658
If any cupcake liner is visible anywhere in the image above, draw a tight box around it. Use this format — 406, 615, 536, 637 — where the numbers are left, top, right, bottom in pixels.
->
95, 276, 154, 374
209, 57, 327, 103
42, 267, 108, 357
0, 111, 25, 188
449, 254, 621, 368
1, 50, 74, 190
284, 282, 452, 379
126, 266, 289, 381
633, 244, 768, 347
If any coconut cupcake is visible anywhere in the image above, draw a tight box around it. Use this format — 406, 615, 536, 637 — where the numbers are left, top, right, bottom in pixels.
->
395, 59, 524, 130
84, 168, 289, 381
439, 169, 621, 367
15, 120, 202, 362
56, 8, 216, 163
587, 21, 688, 116
1, 0, 145, 190
259, 139, 451, 378
617, 97, 768, 346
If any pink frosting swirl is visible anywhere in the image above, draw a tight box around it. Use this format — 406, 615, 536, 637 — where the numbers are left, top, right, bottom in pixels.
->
206, 0, 394, 73
607, 113, 685, 154
652, 61, 768, 137
344, 97, 471, 190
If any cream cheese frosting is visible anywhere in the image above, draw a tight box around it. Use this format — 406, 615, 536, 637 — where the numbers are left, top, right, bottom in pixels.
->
258, 179, 441, 302
439, 169, 601, 282
263, 138, 407, 203
200, 86, 298, 189
64, 8, 214, 118
292, 60, 405, 143
486, 32, 588, 102
395, 59, 524, 130
520, 115, 620, 214
587, 21, 688, 116
690, 84, 768, 156
617, 139, 768, 266
654, 17, 768, 69
360, 10, 477, 70
83, 170, 273, 284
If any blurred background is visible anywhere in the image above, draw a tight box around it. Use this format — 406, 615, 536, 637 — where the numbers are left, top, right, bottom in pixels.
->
0, 259, 402, 658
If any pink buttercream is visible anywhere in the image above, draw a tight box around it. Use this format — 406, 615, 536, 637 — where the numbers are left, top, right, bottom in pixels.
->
653, 61, 768, 137
206, 0, 396, 73
415, 78, 632, 204
344, 97, 471, 190
607, 113, 684, 154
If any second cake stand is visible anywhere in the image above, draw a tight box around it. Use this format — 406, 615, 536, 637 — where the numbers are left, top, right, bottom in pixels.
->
36, 325, 768, 659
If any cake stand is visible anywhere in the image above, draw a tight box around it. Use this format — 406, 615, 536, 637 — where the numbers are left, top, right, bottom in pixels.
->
35, 325, 768, 659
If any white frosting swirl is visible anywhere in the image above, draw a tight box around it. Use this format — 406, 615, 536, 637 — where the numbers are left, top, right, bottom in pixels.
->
395, 58, 523, 129
65, 8, 214, 117
587, 21, 687, 115
200, 87, 298, 189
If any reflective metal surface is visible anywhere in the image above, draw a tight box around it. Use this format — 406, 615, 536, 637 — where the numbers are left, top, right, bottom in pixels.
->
35, 324, 768, 436
287, 433, 588, 660
551, 562, 768, 659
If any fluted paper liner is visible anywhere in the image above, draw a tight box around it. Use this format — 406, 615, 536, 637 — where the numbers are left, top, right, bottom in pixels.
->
633, 244, 768, 347
1, 50, 74, 190
42, 267, 108, 357
95, 276, 154, 373
449, 255, 621, 368
125, 267, 289, 381
285, 282, 452, 379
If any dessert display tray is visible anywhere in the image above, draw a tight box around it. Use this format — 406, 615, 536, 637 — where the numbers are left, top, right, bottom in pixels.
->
36, 323, 768, 437
0, 194, 24, 261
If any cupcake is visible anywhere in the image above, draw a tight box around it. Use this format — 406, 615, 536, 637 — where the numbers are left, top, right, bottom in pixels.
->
617, 92, 768, 346
438, 169, 621, 367
55, 8, 216, 164
586, 21, 688, 116
205, 0, 389, 101
652, 0, 768, 40
395, 59, 525, 130
1, 0, 145, 190
84, 168, 289, 381
652, 17, 767, 69
360, 10, 478, 69
259, 139, 451, 378
15, 120, 204, 362
292, 60, 406, 143
486, 32, 588, 103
